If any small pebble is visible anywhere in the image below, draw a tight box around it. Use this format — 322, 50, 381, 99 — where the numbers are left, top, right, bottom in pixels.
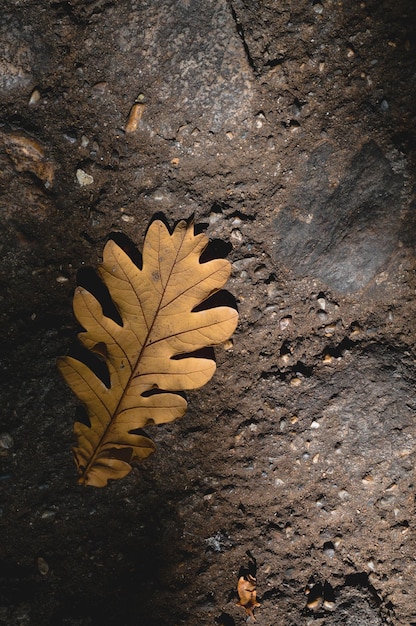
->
313, 3, 323, 14
29, 88, 41, 105
323, 600, 336, 611
125, 103, 145, 133
279, 316, 292, 330
230, 229, 243, 243
76, 168, 94, 186
208, 211, 222, 225
91, 81, 108, 95
37, 556, 49, 576
0, 433, 13, 450
338, 489, 350, 500
307, 596, 322, 610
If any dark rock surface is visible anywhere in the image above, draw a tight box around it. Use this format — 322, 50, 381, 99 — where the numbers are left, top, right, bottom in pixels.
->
273, 141, 405, 293
1, 1, 416, 625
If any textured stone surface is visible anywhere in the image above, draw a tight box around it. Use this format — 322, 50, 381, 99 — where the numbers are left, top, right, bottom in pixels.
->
273, 141, 404, 293
0, 1, 416, 625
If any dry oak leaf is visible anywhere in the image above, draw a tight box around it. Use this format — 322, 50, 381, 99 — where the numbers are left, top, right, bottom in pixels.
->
58, 219, 238, 487
237, 574, 260, 621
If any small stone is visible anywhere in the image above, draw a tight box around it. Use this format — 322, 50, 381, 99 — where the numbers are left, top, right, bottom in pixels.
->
230, 229, 243, 243
29, 88, 41, 105
0, 433, 13, 450
2, 131, 55, 187
338, 489, 350, 500
76, 168, 94, 186
323, 600, 336, 611
307, 596, 322, 610
125, 102, 145, 133
91, 81, 108, 95
324, 323, 336, 336
37, 556, 49, 576
313, 3, 323, 14
310, 420, 320, 429
279, 316, 292, 330
121, 214, 135, 223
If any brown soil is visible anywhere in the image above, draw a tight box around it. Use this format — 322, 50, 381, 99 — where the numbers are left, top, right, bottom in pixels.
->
1, 1, 416, 625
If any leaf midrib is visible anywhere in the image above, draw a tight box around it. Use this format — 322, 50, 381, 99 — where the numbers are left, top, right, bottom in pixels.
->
80, 226, 188, 481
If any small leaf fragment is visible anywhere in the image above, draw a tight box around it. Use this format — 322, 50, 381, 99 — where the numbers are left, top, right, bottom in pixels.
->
237, 574, 260, 621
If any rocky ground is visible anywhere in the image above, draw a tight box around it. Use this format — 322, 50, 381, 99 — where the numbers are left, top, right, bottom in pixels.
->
1, 0, 416, 624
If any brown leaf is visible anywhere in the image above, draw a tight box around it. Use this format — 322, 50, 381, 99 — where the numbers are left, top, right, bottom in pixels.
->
237, 575, 260, 621
58, 219, 238, 487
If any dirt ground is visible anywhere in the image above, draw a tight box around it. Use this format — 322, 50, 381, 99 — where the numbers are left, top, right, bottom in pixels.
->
1, 1, 416, 624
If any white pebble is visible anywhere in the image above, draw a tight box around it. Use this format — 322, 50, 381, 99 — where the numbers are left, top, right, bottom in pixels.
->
0, 433, 13, 449
29, 88, 41, 105
76, 168, 94, 186
279, 316, 292, 330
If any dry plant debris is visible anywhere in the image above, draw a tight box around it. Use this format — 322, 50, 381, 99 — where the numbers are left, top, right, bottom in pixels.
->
58, 218, 238, 487
236, 574, 260, 620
